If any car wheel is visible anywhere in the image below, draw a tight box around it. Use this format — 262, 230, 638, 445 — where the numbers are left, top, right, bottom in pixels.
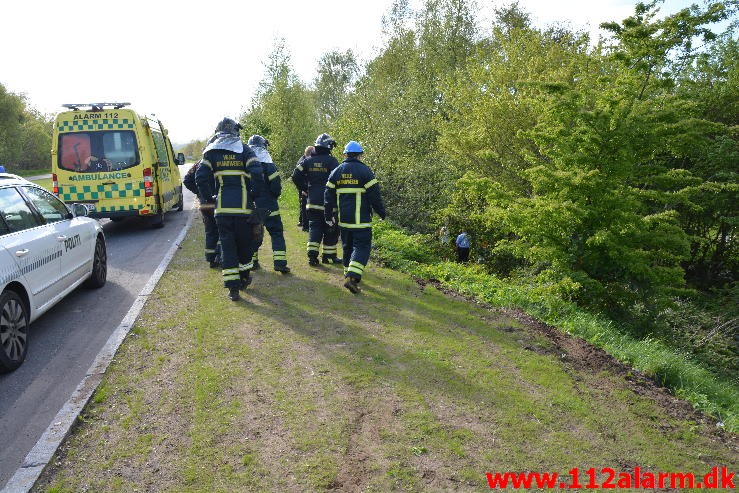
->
0, 290, 29, 373
150, 212, 165, 228
84, 236, 107, 288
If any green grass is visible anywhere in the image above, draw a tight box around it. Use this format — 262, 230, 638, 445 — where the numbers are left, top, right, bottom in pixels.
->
5, 167, 50, 177
34, 183, 738, 492
372, 221, 739, 433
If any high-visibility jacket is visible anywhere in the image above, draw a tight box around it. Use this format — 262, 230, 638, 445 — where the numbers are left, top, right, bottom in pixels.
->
291, 148, 339, 214
324, 157, 386, 228
195, 147, 264, 217
255, 160, 282, 213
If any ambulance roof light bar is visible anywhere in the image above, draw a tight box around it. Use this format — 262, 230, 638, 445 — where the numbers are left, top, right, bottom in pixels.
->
62, 103, 131, 111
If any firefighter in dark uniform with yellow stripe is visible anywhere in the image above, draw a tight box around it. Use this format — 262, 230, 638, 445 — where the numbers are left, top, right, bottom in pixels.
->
291, 133, 341, 266
325, 141, 386, 293
183, 159, 220, 268
195, 118, 265, 301
247, 135, 290, 273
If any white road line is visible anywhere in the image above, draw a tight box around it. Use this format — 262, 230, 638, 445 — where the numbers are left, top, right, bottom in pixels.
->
2, 210, 195, 493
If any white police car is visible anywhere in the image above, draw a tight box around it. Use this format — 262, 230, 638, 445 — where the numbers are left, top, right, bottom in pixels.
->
0, 173, 106, 372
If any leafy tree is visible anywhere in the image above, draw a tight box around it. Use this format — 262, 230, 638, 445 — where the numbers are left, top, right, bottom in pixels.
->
240, 39, 318, 173
0, 83, 26, 166
313, 50, 358, 129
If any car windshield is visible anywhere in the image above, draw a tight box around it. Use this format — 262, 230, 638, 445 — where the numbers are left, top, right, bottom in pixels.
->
58, 131, 139, 173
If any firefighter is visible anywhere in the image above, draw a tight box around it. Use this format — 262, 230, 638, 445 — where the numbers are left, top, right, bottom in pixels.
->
183, 159, 220, 268
195, 118, 265, 301
324, 141, 386, 293
291, 133, 341, 266
247, 134, 290, 273
297, 146, 314, 232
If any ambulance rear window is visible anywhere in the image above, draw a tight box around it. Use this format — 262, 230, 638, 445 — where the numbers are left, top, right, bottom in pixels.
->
58, 131, 139, 172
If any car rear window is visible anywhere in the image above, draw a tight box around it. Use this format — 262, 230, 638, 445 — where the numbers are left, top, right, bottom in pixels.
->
58, 130, 139, 173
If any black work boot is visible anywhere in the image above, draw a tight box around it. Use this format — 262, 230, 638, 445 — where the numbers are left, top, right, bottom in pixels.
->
343, 277, 361, 294
274, 265, 291, 274
228, 287, 241, 301
308, 256, 319, 267
209, 254, 221, 269
322, 255, 343, 264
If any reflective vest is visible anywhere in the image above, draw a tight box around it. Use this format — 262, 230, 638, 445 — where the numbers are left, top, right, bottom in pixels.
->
292, 150, 339, 213
195, 147, 263, 217
325, 157, 386, 228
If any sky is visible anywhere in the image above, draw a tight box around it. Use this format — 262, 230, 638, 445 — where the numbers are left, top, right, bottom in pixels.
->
0, 0, 719, 145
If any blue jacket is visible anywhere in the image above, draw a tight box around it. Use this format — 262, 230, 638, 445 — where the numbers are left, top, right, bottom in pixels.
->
254, 160, 282, 212
195, 147, 264, 217
325, 157, 386, 228
291, 148, 339, 214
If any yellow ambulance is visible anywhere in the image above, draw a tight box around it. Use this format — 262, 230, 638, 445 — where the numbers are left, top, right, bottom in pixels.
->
51, 103, 185, 227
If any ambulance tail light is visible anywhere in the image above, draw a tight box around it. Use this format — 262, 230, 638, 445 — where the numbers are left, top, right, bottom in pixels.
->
52, 173, 59, 195
143, 168, 153, 197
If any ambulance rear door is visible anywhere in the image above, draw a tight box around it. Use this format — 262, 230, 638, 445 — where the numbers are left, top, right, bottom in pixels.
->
147, 119, 178, 212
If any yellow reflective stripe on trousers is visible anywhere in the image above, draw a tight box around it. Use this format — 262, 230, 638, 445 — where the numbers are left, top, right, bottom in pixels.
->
222, 268, 239, 275
239, 263, 251, 272
307, 241, 320, 252
306, 204, 325, 210
223, 274, 240, 281
347, 260, 365, 276
205, 248, 216, 253
273, 251, 286, 260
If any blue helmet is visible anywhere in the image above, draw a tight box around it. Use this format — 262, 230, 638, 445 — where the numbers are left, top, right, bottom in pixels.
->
314, 133, 336, 149
343, 141, 363, 154
248, 134, 269, 147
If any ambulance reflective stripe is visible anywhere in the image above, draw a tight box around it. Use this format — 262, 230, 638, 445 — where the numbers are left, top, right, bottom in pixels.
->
273, 250, 287, 260
307, 241, 320, 252
347, 261, 365, 276
222, 267, 240, 282
268, 171, 280, 181
269, 210, 281, 216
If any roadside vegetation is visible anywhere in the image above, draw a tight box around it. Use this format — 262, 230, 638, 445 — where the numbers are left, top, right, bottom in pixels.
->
0, 84, 52, 171
238, 0, 738, 431
35, 188, 737, 492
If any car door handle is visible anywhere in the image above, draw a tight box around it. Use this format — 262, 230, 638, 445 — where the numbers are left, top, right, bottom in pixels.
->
15, 249, 29, 257
57, 235, 68, 241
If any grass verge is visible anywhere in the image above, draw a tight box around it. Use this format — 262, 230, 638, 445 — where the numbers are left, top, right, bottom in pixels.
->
34, 184, 737, 492
372, 220, 739, 433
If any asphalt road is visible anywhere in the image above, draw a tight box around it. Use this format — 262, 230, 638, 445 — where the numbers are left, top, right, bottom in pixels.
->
0, 184, 196, 487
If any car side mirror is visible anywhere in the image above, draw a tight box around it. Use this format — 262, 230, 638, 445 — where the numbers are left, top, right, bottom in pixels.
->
72, 203, 94, 217
177, 153, 185, 165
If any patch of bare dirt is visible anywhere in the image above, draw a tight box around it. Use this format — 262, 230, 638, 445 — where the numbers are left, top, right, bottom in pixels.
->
423, 278, 738, 450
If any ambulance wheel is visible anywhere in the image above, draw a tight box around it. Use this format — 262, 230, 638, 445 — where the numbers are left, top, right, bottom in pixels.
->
85, 236, 107, 289
0, 289, 29, 373
150, 213, 165, 228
